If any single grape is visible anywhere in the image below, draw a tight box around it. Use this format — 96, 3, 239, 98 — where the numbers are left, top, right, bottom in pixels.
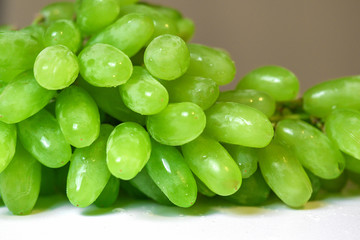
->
67, 124, 113, 208
205, 102, 274, 148
78, 43, 133, 87
34, 45, 79, 90
275, 119, 345, 179
146, 139, 197, 208
56, 86, 100, 148
325, 108, 360, 159
43, 20, 82, 53
320, 171, 348, 193
194, 175, 215, 197
94, 176, 120, 208
119, 66, 169, 115
303, 76, 360, 118
181, 134, 242, 196
17, 109, 72, 168
259, 140, 312, 208
237, 65, 299, 101
144, 34, 190, 80
0, 142, 41, 215
177, 18, 195, 42
106, 122, 151, 180
87, 13, 154, 57
39, 2, 75, 24
185, 43, 236, 86
0, 71, 56, 124
146, 102, 206, 146
344, 153, 360, 174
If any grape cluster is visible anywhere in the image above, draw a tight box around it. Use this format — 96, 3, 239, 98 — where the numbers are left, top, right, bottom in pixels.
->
0, 0, 359, 215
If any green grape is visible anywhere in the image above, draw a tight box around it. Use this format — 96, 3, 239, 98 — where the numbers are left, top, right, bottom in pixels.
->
77, 78, 145, 125
147, 4, 182, 20
344, 153, 360, 174
34, 45, 79, 90
0, 31, 42, 78
121, 4, 179, 41
17, 109, 72, 168
181, 134, 242, 196
0, 122, 16, 173
144, 34, 190, 80
106, 122, 151, 180
259, 140, 312, 208
225, 169, 270, 206
146, 139, 197, 208
87, 13, 154, 57
320, 171, 347, 192
185, 43, 236, 86
94, 176, 120, 208
303, 76, 360, 118
39, 2, 75, 24
40, 166, 57, 196
56, 86, 100, 148
222, 143, 258, 179
275, 119, 345, 179
237, 65, 299, 101
119, 66, 169, 115
325, 108, 360, 159
305, 170, 321, 200
177, 18, 195, 42
120, 180, 146, 199
67, 124, 113, 208
205, 102, 274, 148
348, 170, 360, 186
76, 0, 120, 35
0, 71, 56, 124
194, 175, 215, 197
43, 20, 82, 53
218, 89, 276, 118
129, 168, 172, 205
160, 75, 219, 110
79, 43, 133, 87
146, 102, 206, 146
0, 142, 41, 215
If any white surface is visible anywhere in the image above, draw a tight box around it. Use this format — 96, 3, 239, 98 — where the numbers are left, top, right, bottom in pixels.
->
1, 185, 360, 240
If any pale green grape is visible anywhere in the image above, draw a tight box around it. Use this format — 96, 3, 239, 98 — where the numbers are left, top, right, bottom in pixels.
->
276, 119, 345, 179
181, 134, 242, 196
79, 43, 133, 87
237, 65, 299, 101
39, 2, 75, 24
144, 34, 190, 80
17, 109, 72, 168
43, 20, 82, 53
34, 45, 79, 90
259, 140, 312, 208
87, 13, 154, 57
185, 43, 236, 86
194, 175, 215, 197
218, 89, 276, 118
146, 102, 206, 146
76, 0, 120, 35
56, 86, 100, 148
119, 66, 169, 115
0, 122, 16, 173
161, 74, 219, 110
146, 139, 197, 208
303, 76, 360, 118
106, 122, 151, 180
205, 102, 274, 148
325, 108, 360, 159
67, 124, 113, 208
0, 71, 56, 124
0, 142, 41, 215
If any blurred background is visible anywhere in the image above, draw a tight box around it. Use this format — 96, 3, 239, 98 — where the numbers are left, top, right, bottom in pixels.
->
1, 0, 360, 93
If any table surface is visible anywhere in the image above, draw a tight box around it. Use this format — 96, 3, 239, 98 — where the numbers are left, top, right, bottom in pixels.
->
1, 183, 359, 240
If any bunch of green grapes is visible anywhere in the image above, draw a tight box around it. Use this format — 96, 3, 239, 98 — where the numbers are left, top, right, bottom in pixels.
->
0, 0, 359, 215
